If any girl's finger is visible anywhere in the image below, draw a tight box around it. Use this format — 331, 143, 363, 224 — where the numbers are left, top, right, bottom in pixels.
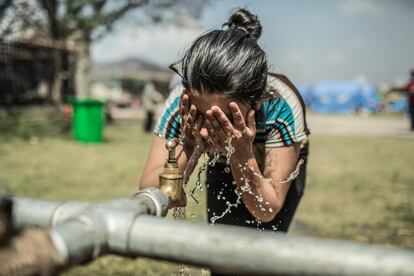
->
211, 106, 234, 136
195, 114, 204, 131
188, 104, 197, 125
180, 92, 190, 114
207, 110, 228, 141
205, 118, 217, 137
246, 109, 256, 132
206, 110, 221, 131
229, 102, 246, 130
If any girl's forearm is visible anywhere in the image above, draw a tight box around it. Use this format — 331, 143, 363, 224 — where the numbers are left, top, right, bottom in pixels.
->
230, 151, 281, 222
176, 143, 195, 173
140, 143, 195, 189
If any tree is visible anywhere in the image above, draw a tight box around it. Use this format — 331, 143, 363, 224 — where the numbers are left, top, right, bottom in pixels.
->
0, 0, 208, 101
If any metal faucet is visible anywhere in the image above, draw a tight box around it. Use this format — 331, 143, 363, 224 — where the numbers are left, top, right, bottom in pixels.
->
159, 139, 187, 208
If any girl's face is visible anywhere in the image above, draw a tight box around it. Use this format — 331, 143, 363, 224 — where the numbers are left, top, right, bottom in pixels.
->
187, 91, 251, 141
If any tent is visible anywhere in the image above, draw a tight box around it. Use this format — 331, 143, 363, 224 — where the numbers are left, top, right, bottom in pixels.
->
295, 84, 313, 108
309, 81, 379, 114
388, 98, 408, 113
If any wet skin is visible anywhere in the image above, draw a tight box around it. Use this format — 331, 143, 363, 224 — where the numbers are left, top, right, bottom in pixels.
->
180, 91, 255, 156
141, 90, 300, 223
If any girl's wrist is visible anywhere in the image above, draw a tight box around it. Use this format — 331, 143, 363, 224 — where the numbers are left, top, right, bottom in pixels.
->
231, 145, 255, 165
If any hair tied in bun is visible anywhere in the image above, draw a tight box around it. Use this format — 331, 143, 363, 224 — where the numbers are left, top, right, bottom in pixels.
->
223, 8, 262, 40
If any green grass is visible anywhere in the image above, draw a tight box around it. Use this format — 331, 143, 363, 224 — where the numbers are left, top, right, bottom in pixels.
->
295, 135, 414, 249
1, 114, 414, 274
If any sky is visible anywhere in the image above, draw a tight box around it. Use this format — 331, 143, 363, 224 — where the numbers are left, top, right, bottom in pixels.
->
92, 0, 414, 85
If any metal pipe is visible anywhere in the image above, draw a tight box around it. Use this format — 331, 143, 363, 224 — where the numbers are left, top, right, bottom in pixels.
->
12, 190, 414, 275
12, 188, 169, 267
12, 188, 168, 229
127, 215, 414, 276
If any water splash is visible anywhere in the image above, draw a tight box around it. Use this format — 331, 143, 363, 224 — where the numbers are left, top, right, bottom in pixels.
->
224, 137, 235, 166
267, 159, 305, 184
172, 206, 186, 220
207, 152, 221, 166
210, 181, 241, 225
183, 145, 203, 184
188, 162, 207, 205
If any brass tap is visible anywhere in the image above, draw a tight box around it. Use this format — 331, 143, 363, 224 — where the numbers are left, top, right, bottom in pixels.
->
159, 139, 187, 208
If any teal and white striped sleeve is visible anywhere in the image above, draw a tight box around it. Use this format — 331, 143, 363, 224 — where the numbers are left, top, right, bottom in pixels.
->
264, 76, 308, 148
153, 85, 183, 140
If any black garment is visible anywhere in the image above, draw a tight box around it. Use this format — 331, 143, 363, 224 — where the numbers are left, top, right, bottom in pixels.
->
409, 105, 414, 131
206, 143, 309, 232
207, 144, 308, 276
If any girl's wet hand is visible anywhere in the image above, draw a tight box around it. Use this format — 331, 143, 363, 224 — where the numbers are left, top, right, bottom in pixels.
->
206, 103, 256, 158
180, 92, 205, 152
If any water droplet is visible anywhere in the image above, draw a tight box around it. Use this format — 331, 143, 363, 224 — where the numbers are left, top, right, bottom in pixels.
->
224, 166, 230, 173
217, 195, 221, 200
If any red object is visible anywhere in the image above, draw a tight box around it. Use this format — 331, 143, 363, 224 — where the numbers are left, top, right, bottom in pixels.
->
405, 79, 414, 107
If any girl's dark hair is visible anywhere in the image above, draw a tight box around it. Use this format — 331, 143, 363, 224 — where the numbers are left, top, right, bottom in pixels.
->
170, 8, 269, 104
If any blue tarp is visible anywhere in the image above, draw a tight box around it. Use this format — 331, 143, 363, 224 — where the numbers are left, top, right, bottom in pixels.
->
389, 98, 408, 113
308, 81, 379, 114
295, 84, 313, 107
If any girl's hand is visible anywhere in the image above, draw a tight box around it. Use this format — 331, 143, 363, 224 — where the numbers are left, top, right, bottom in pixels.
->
205, 102, 256, 159
180, 92, 205, 152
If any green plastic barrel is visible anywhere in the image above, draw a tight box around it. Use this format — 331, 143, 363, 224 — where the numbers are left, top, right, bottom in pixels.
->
72, 99, 104, 143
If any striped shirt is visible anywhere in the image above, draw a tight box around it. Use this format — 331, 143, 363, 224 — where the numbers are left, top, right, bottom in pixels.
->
154, 73, 309, 148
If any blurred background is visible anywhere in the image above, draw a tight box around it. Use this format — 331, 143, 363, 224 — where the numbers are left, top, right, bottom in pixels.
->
0, 0, 413, 275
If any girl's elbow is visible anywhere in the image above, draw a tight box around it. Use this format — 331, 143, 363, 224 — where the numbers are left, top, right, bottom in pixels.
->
253, 202, 282, 223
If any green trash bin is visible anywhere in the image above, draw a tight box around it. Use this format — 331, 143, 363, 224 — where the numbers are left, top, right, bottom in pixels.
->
71, 98, 105, 143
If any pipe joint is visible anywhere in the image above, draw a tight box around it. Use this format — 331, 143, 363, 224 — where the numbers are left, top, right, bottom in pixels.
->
133, 187, 169, 217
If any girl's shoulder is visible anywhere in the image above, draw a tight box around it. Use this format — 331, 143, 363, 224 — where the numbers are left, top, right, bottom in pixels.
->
255, 73, 310, 146
260, 73, 306, 117
267, 73, 306, 106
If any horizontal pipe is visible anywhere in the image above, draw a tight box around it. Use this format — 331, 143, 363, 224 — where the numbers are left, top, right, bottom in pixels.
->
12, 188, 168, 229
13, 188, 169, 266
12, 190, 414, 275
12, 197, 61, 228
127, 215, 414, 276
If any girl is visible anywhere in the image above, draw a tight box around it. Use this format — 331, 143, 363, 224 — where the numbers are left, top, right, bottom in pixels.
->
140, 8, 309, 232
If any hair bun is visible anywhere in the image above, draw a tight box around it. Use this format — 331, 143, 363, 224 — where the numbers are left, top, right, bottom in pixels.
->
225, 9, 262, 40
